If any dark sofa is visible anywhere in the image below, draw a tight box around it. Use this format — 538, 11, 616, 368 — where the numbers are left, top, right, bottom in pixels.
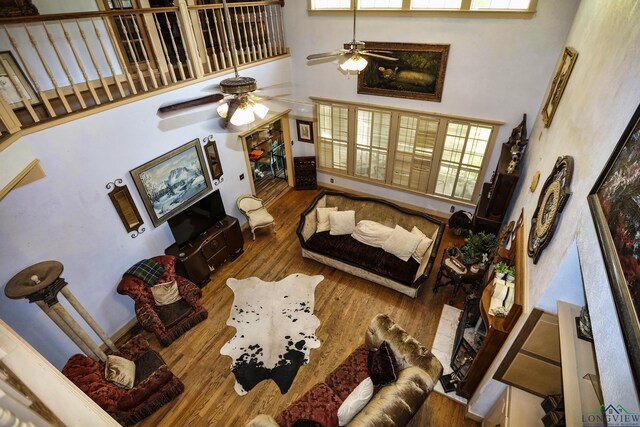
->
297, 191, 444, 298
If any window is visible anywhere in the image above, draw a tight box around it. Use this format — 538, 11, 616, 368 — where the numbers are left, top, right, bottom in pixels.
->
308, 0, 535, 14
314, 99, 499, 203
318, 103, 349, 171
358, 0, 403, 9
470, 0, 531, 9
411, 0, 462, 9
311, 0, 350, 9
355, 108, 392, 181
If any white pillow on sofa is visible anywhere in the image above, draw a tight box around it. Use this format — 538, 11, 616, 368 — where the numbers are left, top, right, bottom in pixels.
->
316, 207, 338, 232
329, 210, 356, 235
382, 225, 422, 262
411, 226, 434, 263
337, 377, 374, 426
351, 220, 394, 248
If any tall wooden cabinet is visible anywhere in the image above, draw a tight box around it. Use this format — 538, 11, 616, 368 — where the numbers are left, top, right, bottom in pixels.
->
472, 144, 521, 234
293, 156, 317, 190
454, 220, 526, 398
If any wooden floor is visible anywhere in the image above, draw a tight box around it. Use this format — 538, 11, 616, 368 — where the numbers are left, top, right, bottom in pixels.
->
254, 169, 289, 206
135, 188, 479, 427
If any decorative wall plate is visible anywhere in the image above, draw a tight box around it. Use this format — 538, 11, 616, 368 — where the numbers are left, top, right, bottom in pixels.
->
528, 156, 574, 263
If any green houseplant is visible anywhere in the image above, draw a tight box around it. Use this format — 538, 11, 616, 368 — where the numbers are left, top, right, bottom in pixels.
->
495, 261, 510, 279
461, 231, 498, 266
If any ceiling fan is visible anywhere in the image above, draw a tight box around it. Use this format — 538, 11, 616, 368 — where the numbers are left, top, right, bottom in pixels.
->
157, 0, 268, 128
306, 6, 398, 72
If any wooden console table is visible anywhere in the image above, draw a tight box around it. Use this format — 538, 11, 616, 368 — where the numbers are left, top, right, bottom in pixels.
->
165, 215, 244, 286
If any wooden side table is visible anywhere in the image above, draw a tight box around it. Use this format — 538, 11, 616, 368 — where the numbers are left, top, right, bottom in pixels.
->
433, 247, 486, 304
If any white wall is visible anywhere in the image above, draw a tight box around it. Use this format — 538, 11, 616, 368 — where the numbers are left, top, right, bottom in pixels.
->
0, 59, 293, 368
283, 0, 580, 214
469, 0, 640, 417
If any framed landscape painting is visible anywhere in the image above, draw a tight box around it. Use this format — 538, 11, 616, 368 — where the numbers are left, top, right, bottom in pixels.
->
357, 42, 449, 102
588, 103, 640, 390
131, 139, 212, 226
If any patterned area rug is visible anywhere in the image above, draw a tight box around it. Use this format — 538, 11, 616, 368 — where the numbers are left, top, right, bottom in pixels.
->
221, 273, 323, 395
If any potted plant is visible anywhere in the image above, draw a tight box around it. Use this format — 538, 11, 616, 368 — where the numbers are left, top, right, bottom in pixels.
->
495, 262, 510, 279
461, 231, 498, 266
505, 265, 516, 283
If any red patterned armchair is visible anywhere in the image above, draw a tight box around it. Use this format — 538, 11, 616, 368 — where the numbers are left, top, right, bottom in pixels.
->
62, 335, 183, 426
117, 255, 208, 346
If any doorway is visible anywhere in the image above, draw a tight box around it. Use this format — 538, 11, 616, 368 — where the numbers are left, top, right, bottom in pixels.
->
240, 112, 293, 205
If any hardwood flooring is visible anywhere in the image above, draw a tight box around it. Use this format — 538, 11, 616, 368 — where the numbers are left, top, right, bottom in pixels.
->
254, 169, 289, 206
134, 188, 478, 427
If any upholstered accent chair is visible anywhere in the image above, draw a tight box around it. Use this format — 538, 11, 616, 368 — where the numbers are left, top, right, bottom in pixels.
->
62, 335, 184, 426
237, 194, 276, 240
117, 255, 208, 346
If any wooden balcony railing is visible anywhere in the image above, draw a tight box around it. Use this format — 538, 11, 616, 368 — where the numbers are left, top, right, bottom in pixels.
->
0, 0, 287, 139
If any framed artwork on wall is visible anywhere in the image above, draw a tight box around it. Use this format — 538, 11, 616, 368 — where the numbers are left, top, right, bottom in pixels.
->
541, 47, 578, 128
588, 103, 640, 391
130, 139, 212, 227
357, 42, 450, 102
0, 51, 39, 109
296, 119, 314, 143
203, 136, 224, 183
0, 0, 38, 18
106, 179, 145, 238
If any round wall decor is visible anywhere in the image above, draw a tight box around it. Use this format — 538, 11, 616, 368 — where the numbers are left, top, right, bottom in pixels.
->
527, 156, 574, 264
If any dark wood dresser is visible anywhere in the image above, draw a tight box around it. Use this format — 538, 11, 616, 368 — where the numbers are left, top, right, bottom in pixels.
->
294, 156, 318, 190
165, 215, 244, 286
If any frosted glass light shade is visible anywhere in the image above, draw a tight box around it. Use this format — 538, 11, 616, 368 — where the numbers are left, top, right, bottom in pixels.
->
253, 102, 269, 119
230, 105, 255, 126
217, 102, 229, 118
340, 54, 368, 72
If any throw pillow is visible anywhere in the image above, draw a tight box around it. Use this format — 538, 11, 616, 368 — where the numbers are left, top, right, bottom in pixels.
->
351, 220, 394, 248
316, 207, 338, 233
368, 341, 398, 386
381, 225, 421, 262
337, 377, 374, 426
411, 226, 434, 263
150, 280, 182, 306
125, 259, 165, 286
104, 355, 136, 389
292, 420, 323, 427
329, 210, 356, 236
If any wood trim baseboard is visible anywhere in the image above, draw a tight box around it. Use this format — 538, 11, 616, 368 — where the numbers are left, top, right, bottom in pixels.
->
99, 317, 139, 352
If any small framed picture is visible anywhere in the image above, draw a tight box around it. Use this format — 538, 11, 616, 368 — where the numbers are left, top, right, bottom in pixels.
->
296, 119, 314, 143
0, 51, 39, 109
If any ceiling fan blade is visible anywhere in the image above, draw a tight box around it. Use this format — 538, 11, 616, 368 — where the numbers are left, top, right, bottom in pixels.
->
223, 97, 241, 128
361, 49, 394, 54
158, 93, 224, 114
361, 52, 399, 61
306, 50, 346, 60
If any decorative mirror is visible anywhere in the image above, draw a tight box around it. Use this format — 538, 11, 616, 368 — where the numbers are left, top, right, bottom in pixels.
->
203, 136, 224, 183
527, 156, 573, 263
106, 179, 145, 238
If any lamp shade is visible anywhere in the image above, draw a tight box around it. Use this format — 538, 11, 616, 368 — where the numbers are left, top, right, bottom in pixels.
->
339, 53, 368, 72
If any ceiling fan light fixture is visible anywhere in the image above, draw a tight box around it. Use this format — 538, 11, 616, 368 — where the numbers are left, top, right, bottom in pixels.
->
339, 53, 368, 72
253, 102, 269, 119
230, 103, 256, 127
216, 102, 229, 119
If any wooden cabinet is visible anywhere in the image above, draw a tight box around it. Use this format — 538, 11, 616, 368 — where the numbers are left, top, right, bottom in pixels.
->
165, 215, 244, 286
294, 156, 317, 190
472, 144, 521, 234
454, 220, 526, 398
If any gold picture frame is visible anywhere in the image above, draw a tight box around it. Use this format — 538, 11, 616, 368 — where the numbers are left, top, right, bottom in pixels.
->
542, 47, 578, 128
0, 51, 39, 109
357, 42, 450, 102
106, 179, 145, 238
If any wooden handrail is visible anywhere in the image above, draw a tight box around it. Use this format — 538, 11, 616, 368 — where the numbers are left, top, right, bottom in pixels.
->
188, 1, 283, 11
0, 8, 179, 24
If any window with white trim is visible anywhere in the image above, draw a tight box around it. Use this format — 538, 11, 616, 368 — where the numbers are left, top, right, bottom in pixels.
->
308, 0, 535, 13
315, 100, 498, 203
358, 0, 403, 9
318, 103, 349, 171
311, 0, 350, 9
355, 108, 392, 181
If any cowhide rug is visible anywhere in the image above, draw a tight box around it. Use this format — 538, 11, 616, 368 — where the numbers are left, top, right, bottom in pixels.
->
220, 273, 323, 395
